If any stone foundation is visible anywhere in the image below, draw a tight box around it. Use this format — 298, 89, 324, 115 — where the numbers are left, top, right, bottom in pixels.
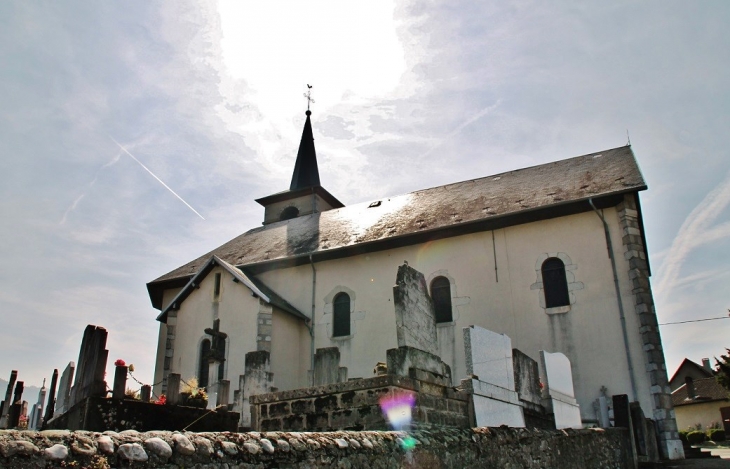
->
0, 426, 634, 469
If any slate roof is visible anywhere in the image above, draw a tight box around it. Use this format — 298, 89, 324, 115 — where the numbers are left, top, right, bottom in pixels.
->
672, 377, 729, 406
148, 145, 646, 309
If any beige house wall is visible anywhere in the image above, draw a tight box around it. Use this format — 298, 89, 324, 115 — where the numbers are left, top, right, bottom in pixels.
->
675, 401, 729, 431
255, 207, 656, 422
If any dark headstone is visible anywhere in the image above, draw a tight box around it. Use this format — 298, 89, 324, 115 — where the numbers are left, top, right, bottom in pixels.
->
166, 374, 181, 405
8, 381, 24, 428
140, 385, 151, 403
0, 370, 17, 428
69, 325, 109, 407
42, 369, 58, 428
613, 394, 631, 429
112, 365, 128, 400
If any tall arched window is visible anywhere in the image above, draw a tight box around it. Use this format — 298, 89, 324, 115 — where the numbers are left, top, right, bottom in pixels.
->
542, 257, 570, 308
431, 276, 453, 323
198, 338, 225, 388
333, 292, 351, 337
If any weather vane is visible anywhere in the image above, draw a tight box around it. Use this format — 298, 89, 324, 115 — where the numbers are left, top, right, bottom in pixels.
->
304, 84, 315, 111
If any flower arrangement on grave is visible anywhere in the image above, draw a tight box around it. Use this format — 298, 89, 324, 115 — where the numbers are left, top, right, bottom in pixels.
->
181, 377, 208, 407
114, 359, 126, 367
124, 388, 140, 400
153, 394, 167, 405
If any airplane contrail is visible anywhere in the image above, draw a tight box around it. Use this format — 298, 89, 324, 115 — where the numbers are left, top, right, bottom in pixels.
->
109, 136, 205, 220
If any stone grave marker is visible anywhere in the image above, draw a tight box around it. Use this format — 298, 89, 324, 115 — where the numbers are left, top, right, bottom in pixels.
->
68, 325, 108, 408
238, 350, 274, 429
0, 370, 17, 428
43, 369, 58, 427
312, 347, 347, 386
204, 319, 228, 410
539, 350, 582, 429
392, 262, 439, 356
461, 326, 525, 428
54, 362, 74, 417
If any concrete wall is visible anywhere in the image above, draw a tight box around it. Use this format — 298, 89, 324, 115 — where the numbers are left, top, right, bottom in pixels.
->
255, 208, 654, 422
675, 401, 728, 431
0, 427, 634, 468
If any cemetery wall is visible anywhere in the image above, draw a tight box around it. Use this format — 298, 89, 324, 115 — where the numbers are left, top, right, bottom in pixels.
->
0, 426, 634, 469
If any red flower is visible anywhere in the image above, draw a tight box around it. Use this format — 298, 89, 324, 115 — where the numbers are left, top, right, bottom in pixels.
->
114, 359, 126, 367
154, 395, 167, 405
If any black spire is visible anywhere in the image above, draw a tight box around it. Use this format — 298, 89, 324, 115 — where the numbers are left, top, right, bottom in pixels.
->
289, 110, 320, 190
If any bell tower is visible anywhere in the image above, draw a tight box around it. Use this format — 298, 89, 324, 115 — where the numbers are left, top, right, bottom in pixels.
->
255, 103, 344, 225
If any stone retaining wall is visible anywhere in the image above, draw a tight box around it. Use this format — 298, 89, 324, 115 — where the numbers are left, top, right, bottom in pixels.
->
0, 426, 633, 468
249, 374, 469, 432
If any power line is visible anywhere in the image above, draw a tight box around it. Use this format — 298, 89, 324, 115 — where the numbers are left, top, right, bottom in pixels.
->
659, 316, 730, 326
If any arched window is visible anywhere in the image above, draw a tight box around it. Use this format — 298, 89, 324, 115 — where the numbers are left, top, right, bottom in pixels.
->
198, 338, 225, 388
542, 257, 570, 308
280, 206, 300, 221
430, 276, 453, 323
333, 292, 351, 337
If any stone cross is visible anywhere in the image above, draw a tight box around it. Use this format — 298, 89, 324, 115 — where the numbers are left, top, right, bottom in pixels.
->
204, 319, 228, 363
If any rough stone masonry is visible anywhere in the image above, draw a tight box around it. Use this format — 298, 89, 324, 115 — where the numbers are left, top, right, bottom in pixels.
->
0, 426, 633, 468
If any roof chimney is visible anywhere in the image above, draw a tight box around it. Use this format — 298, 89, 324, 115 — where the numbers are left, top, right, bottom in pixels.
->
702, 358, 712, 372
685, 376, 696, 400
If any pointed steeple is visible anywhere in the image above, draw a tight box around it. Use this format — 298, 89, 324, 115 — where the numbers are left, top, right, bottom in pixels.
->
289, 110, 320, 190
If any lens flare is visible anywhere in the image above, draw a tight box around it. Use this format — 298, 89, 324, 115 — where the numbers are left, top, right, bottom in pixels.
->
379, 392, 415, 431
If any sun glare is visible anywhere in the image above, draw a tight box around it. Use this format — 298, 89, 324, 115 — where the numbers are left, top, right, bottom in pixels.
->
217, 0, 406, 120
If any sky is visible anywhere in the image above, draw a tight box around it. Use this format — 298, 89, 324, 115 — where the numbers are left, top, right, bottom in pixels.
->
1, 1, 729, 391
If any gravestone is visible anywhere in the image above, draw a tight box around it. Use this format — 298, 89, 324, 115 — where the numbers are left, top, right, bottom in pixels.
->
166, 373, 181, 405
218, 380, 230, 407
0, 370, 17, 428
112, 364, 128, 400
461, 326, 525, 428
29, 382, 46, 430
312, 347, 348, 386
392, 263, 439, 356
68, 325, 108, 408
7, 381, 24, 428
43, 369, 58, 427
238, 350, 275, 429
54, 362, 74, 417
207, 358, 221, 410
388, 263, 452, 385
539, 351, 582, 429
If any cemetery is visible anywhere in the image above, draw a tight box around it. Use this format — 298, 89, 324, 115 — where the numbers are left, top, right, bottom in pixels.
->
0, 263, 672, 467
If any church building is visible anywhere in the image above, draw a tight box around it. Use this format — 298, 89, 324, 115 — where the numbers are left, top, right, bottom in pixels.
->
148, 109, 679, 456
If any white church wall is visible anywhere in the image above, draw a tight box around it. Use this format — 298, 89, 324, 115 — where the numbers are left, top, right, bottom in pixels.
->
271, 307, 311, 391
166, 267, 260, 389
255, 208, 655, 422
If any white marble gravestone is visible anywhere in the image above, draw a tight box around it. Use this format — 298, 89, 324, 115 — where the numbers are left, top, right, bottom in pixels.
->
463, 326, 525, 428
539, 351, 582, 429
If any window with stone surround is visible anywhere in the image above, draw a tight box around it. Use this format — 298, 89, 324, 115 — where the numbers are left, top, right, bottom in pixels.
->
430, 276, 453, 323
531, 252, 583, 314
542, 258, 570, 308
333, 292, 351, 337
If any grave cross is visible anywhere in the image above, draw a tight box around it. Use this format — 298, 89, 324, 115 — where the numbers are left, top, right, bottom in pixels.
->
204, 319, 228, 363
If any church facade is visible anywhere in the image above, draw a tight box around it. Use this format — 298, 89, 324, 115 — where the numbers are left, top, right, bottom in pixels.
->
148, 110, 680, 457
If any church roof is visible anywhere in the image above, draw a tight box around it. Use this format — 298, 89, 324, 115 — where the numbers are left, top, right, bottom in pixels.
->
148, 145, 646, 309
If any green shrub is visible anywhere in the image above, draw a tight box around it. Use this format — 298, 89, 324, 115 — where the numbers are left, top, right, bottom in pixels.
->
708, 429, 726, 442
679, 430, 689, 443
687, 431, 707, 444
